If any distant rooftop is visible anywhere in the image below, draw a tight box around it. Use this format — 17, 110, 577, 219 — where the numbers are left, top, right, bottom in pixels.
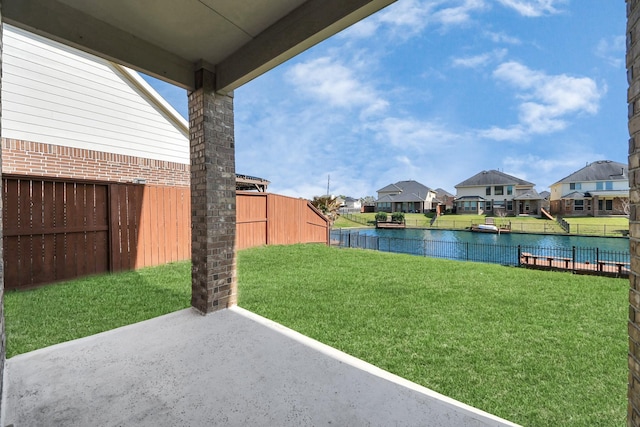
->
553, 160, 627, 184
236, 174, 270, 192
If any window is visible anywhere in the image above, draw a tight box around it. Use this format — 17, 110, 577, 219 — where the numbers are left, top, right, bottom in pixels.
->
598, 200, 603, 210
574, 200, 584, 211
494, 186, 504, 195
606, 181, 613, 190
507, 201, 513, 211
606, 199, 613, 210
486, 201, 492, 210
565, 200, 572, 208
507, 186, 513, 195
570, 182, 582, 190
596, 182, 603, 190
485, 186, 491, 196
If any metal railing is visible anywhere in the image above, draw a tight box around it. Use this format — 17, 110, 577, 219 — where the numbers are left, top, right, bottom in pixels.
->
330, 229, 629, 277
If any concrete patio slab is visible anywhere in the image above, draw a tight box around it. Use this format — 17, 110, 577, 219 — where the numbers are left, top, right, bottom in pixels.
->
3, 306, 520, 426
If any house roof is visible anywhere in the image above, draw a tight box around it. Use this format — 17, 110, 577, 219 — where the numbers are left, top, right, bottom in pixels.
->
513, 190, 543, 201
562, 191, 588, 200
375, 180, 435, 203
454, 170, 534, 188
539, 191, 551, 200
553, 160, 628, 184
455, 195, 486, 201
5, 0, 395, 92
435, 188, 454, 198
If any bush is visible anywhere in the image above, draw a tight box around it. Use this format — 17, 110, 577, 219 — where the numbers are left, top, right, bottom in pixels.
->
391, 212, 405, 223
375, 212, 388, 222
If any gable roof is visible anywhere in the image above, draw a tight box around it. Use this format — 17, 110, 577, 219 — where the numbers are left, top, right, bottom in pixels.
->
375, 180, 435, 203
553, 160, 627, 184
376, 180, 434, 196
455, 170, 534, 188
435, 188, 454, 198
513, 189, 543, 201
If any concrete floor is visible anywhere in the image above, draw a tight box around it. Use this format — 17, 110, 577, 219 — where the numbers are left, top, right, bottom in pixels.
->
3, 306, 520, 426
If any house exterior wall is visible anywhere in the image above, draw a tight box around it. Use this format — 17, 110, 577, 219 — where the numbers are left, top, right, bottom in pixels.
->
550, 180, 629, 200
455, 184, 532, 214
3, 139, 189, 186
3, 25, 189, 165
628, 1, 640, 424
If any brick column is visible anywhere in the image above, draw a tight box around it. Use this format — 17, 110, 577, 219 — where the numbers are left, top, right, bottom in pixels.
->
629, 1, 640, 424
189, 68, 237, 314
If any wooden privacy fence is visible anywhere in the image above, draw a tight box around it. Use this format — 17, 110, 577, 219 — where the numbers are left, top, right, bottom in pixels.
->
3, 177, 328, 289
236, 191, 329, 250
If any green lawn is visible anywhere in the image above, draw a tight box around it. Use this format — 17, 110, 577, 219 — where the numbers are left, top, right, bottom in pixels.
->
5, 245, 628, 427
238, 245, 627, 427
5, 262, 191, 357
341, 212, 627, 235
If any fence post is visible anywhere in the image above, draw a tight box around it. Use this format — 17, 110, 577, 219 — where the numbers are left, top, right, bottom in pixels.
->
517, 245, 521, 267
466, 241, 469, 261
572, 246, 576, 273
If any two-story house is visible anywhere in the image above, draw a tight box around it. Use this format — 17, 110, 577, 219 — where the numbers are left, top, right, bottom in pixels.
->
375, 180, 437, 213
549, 160, 629, 216
455, 170, 541, 215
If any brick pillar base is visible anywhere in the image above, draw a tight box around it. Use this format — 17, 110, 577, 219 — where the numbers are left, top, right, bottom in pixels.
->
189, 68, 237, 314
629, 1, 640, 424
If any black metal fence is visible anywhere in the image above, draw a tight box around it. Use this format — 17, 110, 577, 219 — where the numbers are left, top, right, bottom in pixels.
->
331, 229, 629, 278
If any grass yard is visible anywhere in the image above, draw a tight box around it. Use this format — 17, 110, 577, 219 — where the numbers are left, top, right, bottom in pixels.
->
4, 244, 627, 426
238, 244, 627, 427
4, 262, 192, 357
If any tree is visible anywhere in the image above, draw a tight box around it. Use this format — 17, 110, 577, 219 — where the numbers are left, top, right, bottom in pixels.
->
360, 196, 376, 205
310, 195, 341, 223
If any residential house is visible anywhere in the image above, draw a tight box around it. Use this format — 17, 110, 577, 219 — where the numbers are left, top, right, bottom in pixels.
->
549, 160, 629, 216
434, 188, 455, 212
375, 180, 437, 213
454, 170, 541, 215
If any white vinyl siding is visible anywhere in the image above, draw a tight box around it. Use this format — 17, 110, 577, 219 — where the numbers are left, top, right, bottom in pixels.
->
2, 25, 189, 164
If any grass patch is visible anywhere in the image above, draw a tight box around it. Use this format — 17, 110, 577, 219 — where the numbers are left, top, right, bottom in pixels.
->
564, 216, 629, 236
238, 244, 627, 427
5, 261, 191, 358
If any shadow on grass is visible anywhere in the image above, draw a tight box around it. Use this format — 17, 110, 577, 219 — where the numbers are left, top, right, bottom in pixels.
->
5, 261, 191, 358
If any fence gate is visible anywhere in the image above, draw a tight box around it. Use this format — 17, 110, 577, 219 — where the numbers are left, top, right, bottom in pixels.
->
3, 177, 109, 289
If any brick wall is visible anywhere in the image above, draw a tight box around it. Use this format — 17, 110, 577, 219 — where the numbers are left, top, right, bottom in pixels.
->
2, 138, 189, 186
628, 0, 640, 425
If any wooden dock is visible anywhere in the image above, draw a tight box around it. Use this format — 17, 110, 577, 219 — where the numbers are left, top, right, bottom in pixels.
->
376, 221, 406, 229
520, 252, 629, 277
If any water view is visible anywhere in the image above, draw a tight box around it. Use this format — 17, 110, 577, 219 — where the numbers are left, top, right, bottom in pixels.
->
331, 228, 630, 269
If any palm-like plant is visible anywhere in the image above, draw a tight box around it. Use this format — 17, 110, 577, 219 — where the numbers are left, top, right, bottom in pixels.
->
311, 195, 341, 223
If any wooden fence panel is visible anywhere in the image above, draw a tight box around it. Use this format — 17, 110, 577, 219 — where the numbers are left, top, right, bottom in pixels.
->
237, 192, 329, 249
4, 180, 326, 288
3, 177, 110, 289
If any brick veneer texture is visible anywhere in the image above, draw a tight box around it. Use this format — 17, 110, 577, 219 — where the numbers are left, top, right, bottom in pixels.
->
189, 68, 237, 314
629, 1, 640, 425
2, 139, 189, 186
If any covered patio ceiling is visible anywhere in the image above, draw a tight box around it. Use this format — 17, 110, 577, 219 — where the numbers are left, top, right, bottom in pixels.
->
3, 0, 396, 92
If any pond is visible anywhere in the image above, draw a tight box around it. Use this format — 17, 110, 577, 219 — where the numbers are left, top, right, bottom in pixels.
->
331, 228, 630, 267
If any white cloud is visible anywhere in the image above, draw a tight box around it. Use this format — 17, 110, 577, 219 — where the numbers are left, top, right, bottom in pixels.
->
482, 61, 603, 138
484, 30, 522, 45
451, 49, 508, 68
495, 0, 567, 17
286, 56, 388, 117
345, 0, 488, 39
502, 154, 602, 189
367, 117, 465, 150
595, 35, 626, 68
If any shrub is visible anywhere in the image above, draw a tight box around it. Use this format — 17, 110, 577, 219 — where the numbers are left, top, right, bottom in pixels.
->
391, 212, 405, 223
375, 212, 388, 222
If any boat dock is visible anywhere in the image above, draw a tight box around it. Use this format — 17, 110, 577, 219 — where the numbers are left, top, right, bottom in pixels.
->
520, 252, 629, 277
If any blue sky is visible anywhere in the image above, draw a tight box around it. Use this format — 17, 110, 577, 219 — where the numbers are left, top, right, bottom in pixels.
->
144, 0, 627, 199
